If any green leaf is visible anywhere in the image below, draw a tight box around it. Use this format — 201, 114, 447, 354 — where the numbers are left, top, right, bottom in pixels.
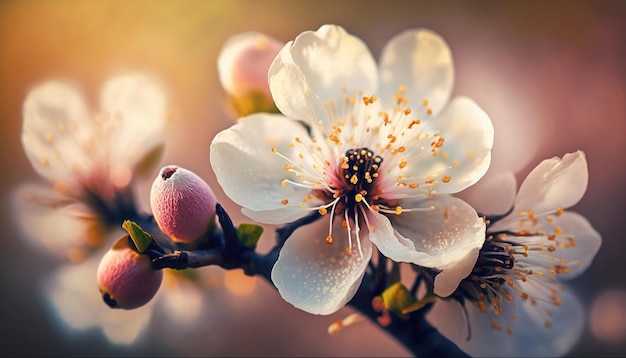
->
236, 223, 264, 249
122, 220, 154, 253
381, 282, 418, 315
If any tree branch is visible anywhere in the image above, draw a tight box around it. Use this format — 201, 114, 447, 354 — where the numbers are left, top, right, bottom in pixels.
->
350, 276, 471, 358
143, 207, 470, 357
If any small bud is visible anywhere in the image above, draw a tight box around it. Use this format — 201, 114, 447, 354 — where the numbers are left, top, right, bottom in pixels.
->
150, 165, 217, 243
97, 236, 163, 309
217, 32, 283, 117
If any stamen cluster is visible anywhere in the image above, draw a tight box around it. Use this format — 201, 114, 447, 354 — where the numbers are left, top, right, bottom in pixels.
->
340, 147, 382, 208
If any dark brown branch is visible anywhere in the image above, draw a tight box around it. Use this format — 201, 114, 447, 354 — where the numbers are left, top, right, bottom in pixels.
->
151, 249, 223, 269
350, 276, 471, 358
143, 207, 470, 358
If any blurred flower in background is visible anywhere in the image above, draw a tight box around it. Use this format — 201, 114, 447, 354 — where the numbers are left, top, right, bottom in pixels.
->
13, 73, 209, 344
16, 73, 167, 259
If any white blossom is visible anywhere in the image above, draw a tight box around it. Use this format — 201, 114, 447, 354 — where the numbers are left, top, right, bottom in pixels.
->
428, 151, 602, 356
210, 25, 494, 314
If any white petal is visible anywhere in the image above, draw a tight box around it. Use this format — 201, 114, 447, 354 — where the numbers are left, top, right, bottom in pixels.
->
241, 206, 321, 225
210, 113, 322, 223
157, 272, 204, 326
545, 211, 601, 279
369, 195, 485, 268
457, 171, 517, 216
102, 305, 153, 344
422, 96, 494, 194
47, 255, 152, 344
434, 247, 480, 297
428, 290, 584, 357
12, 183, 103, 258
271, 218, 372, 315
378, 29, 453, 115
100, 73, 167, 175
514, 151, 588, 214
515, 289, 584, 357
269, 24, 378, 129
21, 80, 91, 187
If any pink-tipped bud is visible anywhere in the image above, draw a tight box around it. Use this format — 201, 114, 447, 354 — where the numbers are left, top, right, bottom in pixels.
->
150, 165, 217, 243
217, 32, 283, 117
97, 236, 163, 309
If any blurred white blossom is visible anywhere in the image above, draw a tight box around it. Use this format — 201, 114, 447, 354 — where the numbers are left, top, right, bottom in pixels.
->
14, 73, 207, 344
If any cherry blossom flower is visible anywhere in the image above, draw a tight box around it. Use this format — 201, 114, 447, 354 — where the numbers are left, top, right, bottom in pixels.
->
13, 73, 207, 344
16, 73, 167, 259
428, 151, 602, 356
210, 25, 494, 314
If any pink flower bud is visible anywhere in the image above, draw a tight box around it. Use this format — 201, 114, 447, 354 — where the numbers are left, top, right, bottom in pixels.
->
150, 165, 217, 243
97, 236, 163, 309
217, 32, 283, 117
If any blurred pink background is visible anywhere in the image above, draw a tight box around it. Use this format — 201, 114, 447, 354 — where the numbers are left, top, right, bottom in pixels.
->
1, 0, 625, 356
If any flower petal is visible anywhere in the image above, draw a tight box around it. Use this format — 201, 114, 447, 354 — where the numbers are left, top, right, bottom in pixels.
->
514, 151, 588, 214
241, 206, 318, 225
426, 96, 494, 193
380, 97, 493, 199
268, 24, 378, 130
271, 218, 372, 315
210, 113, 321, 224
434, 247, 480, 297
99, 73, 167, 176
21, 80, 91, 187
428, 289, 584, 357
458, 171, 517, 216
378, 28, 453, 115
544, 211, 601, 279
369, 195, 485, 268
12, 183, 105, 259
158, 272, 204, 326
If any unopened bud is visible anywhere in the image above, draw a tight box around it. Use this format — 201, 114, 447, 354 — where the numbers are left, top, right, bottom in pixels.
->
150, 165, 217, 243
217, 32, 283, 117
97, 236, 163, 309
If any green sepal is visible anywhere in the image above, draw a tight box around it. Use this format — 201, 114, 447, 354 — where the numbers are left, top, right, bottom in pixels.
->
236, 223, 263, 249
381, 282, 418, 315
401, 293, 438, 315
230, 91, 279, 117
122, 220, 154, 253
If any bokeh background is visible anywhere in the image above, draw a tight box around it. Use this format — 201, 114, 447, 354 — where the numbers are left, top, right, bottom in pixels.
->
1, 0, 625, 356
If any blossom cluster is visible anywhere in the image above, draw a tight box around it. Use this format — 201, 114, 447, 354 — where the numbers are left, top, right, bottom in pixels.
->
14, 23, 601, 357
210, 24, 601, 356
